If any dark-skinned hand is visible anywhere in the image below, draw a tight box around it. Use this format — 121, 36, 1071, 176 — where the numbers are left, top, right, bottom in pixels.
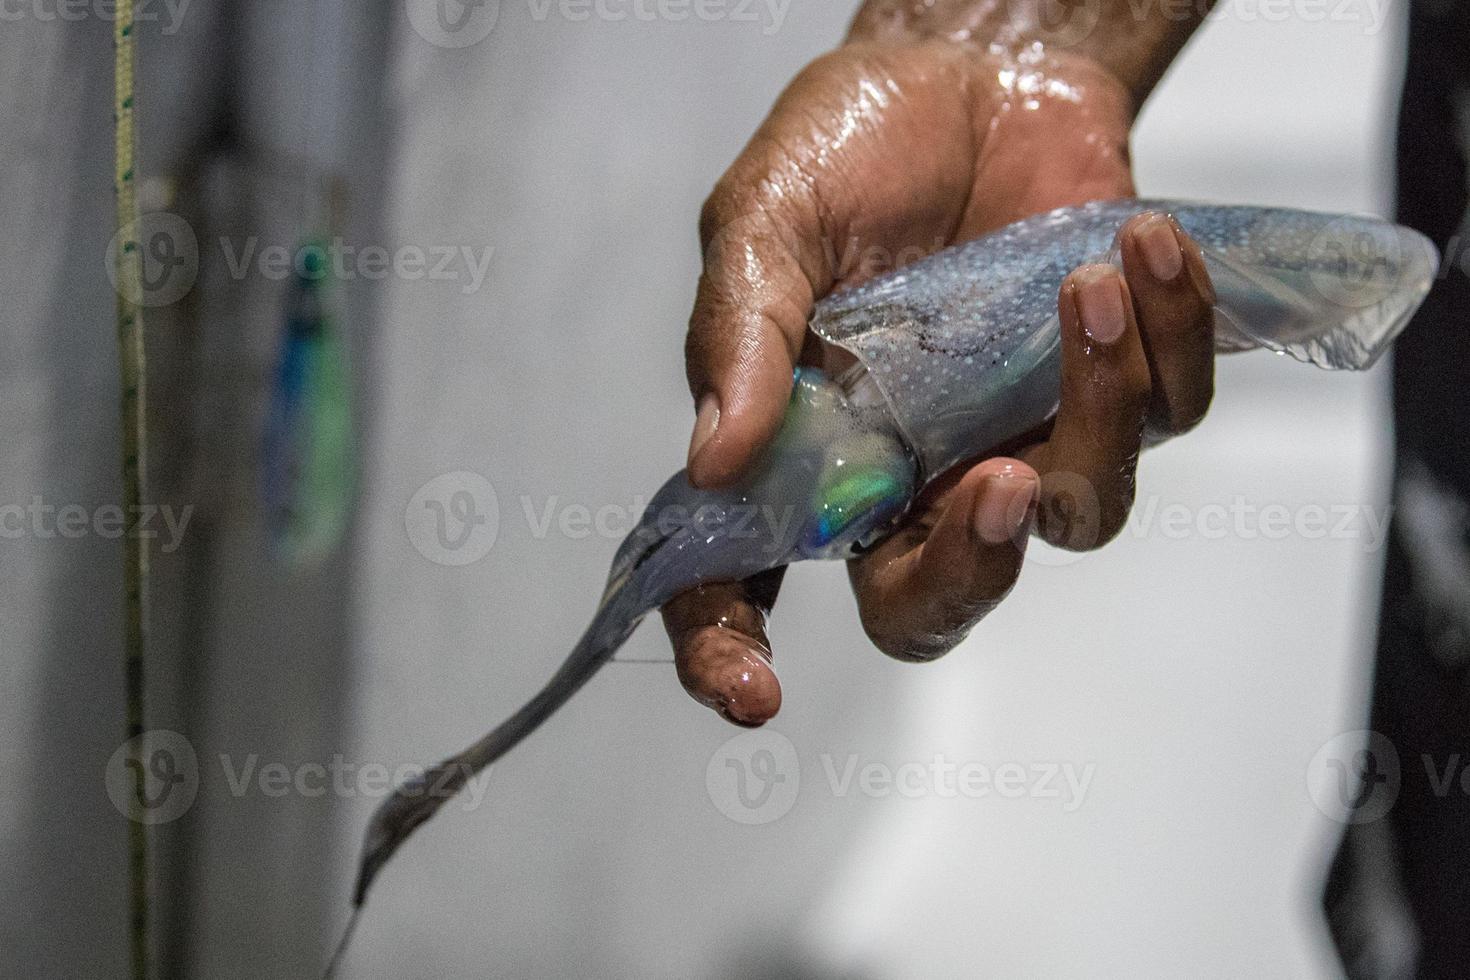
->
661, 40, 1216, 726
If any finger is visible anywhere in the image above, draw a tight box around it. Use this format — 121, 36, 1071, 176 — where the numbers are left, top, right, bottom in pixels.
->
661, 567, 786, 727
1024, 264, 1152, 551
684, 183, 826, 490
848, 458, 1039, 662
1118, 212, 1216, 439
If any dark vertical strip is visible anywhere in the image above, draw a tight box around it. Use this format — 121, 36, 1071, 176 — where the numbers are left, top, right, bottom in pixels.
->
112, 1, 152, 978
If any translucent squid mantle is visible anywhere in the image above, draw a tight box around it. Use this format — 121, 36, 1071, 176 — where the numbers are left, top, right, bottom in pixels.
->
326, 200, 1436, 970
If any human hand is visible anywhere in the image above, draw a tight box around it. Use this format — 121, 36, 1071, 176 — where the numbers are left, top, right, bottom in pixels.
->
662, 40, 1216, 724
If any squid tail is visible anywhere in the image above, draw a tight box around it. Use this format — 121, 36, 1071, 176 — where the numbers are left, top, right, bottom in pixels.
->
326, 469, 781, 974
349, 591, 644, 906
321, 580, 647, 977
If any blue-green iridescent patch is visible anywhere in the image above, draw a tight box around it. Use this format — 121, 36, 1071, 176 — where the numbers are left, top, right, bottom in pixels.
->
807, 467, 907, 550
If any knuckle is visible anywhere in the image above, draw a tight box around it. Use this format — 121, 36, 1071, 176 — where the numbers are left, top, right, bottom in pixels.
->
1154, 386, 1214, 438
1119, 386, 1151, 431
1173, 290, 1215, 339
859, 589, 998, 663
698, 182, 743, 247
859, 607, 957, 664
791, 48, 862, 90
1094, 488, 1135, 547
1147, 343, 1215, 438
1073, 358, 1151, 429
1189, 280, 1215, 316
857, 606, 901, 657
1036, 468, 1114, 552
1117, 356, 1154, 415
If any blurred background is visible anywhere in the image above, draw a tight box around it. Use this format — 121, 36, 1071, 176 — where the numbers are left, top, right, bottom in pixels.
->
0, 1, 1407, 977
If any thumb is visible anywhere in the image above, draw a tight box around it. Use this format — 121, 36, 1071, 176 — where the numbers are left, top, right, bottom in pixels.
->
684, 192, 828, 489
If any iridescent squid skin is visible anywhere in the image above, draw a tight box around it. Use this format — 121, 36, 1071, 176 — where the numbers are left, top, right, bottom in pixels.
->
343, 200, 1437, 911
805, 458, 910, 554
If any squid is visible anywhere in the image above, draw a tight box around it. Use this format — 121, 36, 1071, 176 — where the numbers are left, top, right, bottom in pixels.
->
329, 199, 1437, 962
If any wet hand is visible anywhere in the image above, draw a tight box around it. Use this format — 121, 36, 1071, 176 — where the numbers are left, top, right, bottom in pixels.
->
661, 41, 1216, 723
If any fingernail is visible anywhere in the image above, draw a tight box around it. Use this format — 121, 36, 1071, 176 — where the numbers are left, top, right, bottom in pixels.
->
1074, 265, 1128, 345
973, 468, 1040, 545
1137, 213, 1183, 282
687, 393, 720, 471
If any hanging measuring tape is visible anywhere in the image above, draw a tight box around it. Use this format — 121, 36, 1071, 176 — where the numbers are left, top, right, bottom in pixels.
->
112, 2, 152, 978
